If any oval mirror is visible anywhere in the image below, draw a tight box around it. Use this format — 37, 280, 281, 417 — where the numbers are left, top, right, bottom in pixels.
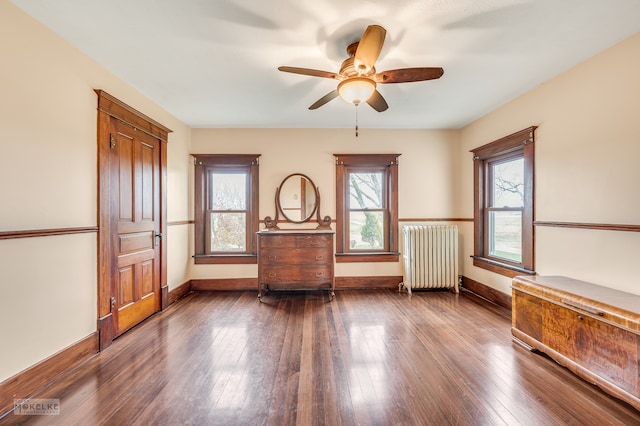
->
277, 173, 318, 223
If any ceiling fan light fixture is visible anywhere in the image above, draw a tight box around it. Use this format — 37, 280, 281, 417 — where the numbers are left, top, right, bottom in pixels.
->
337, 77, 376, 105
278, 24, 443, 112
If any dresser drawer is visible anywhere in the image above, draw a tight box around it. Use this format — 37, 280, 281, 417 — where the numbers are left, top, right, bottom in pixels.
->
294, 235, 332, 249
259, 235, 298, 248
259, 265, 332, 284
259, 234, 332, 249
261, 248, 330, 265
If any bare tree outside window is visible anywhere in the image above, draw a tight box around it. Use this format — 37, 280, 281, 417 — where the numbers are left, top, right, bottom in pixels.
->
193, 153, 259, 264
349, 172, 384, 249
489, 156, 524, 262
334, 153, 399, 261
209, 172, 247, 252
493, 158, 524, 207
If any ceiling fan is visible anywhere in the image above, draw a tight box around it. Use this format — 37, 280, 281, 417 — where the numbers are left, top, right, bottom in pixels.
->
278, 24, 444, 112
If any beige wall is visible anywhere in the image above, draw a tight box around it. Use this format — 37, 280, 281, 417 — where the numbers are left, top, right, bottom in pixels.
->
167, 120, 194, 290
190, 128, 460, 279
0, 2, 191, 382
459, 32, 640, 295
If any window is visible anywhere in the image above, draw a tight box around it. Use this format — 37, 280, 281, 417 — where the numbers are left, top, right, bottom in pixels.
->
334, 154, 400, 262
193, 154, 260, 264
488, 155, 524, 263
471, 127, 535, 277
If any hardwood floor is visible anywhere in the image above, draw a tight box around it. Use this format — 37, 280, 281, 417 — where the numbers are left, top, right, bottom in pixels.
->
2, 289, 639, 425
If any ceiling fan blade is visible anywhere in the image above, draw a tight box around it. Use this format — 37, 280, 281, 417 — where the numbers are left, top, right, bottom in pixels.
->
366, 90, 388, 112
375, 67, 444, 84
278, 66, 340, 80
309, 90, 339, 110
354, 25, 386, 74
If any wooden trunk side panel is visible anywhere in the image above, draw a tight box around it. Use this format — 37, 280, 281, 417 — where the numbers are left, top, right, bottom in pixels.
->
512, 289, 543, 342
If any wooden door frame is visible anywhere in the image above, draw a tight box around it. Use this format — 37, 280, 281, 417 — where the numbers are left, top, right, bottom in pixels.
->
95, 90, 171, 350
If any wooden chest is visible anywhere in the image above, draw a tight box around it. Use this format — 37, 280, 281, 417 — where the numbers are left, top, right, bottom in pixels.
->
511, 275, 640, 410
257, 230, 335, 300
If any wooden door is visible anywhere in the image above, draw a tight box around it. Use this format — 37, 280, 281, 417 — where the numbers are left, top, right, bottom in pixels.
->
109, 118, 161, 335
96, 90, 170, 350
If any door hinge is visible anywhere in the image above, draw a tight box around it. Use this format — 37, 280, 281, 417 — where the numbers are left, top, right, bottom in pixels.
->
110, 296, 116, 312
110, 134, 116, 149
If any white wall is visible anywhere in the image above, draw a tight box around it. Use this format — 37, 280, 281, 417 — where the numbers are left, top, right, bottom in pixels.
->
190, 128, 460, 279
0, 2, 191, 382
458, 32, 640, 295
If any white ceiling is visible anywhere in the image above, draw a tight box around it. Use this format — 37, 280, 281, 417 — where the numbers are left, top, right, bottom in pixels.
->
11, 0, 640, 129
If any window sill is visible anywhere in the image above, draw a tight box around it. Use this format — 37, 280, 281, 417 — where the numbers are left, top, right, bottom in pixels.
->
335, 252, 400, 263
472, 256, 535, 278
194, 254, 257, 265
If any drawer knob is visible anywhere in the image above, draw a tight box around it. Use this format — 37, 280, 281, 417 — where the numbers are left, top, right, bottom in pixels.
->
315, 272, 324, 278
268, 273, 277, 278
315, 255, 324, 261
268, 255, 277, 261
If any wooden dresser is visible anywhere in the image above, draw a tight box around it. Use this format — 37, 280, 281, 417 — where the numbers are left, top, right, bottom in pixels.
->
257, 230, 335, 301
511, 275, 640, 410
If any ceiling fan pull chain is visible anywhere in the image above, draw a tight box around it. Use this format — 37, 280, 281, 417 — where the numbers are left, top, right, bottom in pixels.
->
355, 104, 359, 137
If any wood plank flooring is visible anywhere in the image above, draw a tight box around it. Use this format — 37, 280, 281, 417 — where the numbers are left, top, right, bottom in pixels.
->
2, 289, 639, 425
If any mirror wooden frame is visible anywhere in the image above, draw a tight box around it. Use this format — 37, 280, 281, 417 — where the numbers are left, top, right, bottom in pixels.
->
264, 173, 332, 230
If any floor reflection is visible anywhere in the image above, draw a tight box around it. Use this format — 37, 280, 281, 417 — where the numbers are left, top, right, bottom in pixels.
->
210, 326, 249, 409
348, 324, 387, 405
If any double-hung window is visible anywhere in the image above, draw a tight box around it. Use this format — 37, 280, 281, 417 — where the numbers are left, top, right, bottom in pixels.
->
487, 154, 524, 262
334, 154, 399, 262
193, 154, 260, 264
471, 127, 535, 277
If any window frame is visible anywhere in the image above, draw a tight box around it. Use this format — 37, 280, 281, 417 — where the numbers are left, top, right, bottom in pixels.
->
334, 154, 400, 263
471, 127, 536, 277
193, 154, 260, 264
